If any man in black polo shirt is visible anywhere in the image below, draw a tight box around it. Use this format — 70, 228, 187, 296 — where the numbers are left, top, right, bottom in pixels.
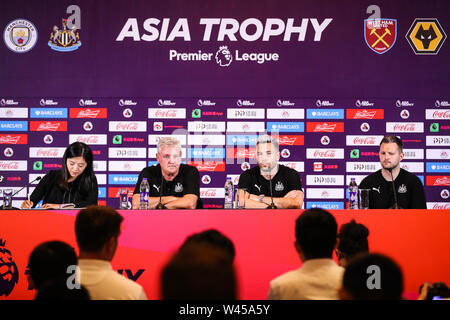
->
132, 137, 201, 209
359, 135, 426, 209
238, 135, 303, 209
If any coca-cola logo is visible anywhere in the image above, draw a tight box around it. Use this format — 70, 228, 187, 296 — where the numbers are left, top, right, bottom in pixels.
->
393, 123, 416, 131
353, 137, 376, 145
154, 109, 178, 118
433, 203, 450, 209
116, 123, 139, 131
313, 150, 336, 158
76, 136, 99, 144
37, 149, 59, 157
201, 189, 217, 197
0, 161, 19, 170
432, 111, 450, 119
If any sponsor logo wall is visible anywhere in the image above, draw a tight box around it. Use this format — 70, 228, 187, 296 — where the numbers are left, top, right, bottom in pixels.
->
0, 98, 449, 209
0, 1, 449, 210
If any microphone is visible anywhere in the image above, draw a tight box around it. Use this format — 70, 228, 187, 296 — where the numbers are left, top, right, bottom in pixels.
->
1, 176, 42, 210
266, 173, 277, 209
12, 176, 42, 197
388, 168, 401, 209
154, 177, 167, 210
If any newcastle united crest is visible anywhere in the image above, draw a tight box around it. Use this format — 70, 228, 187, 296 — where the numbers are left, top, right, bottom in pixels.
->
364, 18, 397, 54
48, 18, 82, 52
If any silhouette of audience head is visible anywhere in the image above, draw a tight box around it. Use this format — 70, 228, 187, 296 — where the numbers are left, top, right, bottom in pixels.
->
75, 205, 123, 261
295, 208, 337, 261
340, 253, 403, 300
28, 240, 77, 290
180, 229, 235, 262
336, 219, 369, 267
161, 230, 237, 300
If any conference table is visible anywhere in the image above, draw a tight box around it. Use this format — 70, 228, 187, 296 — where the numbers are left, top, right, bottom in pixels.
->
1, 209, 449, 300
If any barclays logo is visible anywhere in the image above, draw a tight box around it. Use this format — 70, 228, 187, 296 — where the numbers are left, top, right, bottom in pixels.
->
189, 148, 225, 159
0, 121, 28, 131
267, 122, 305, 132
306, 202, 344, 209
30, 108, 67, 118
108, 174, 138, 185
227, 135, 258, 145
306, 109, 344, 119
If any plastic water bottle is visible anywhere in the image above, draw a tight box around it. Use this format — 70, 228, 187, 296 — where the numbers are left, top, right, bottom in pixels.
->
224, 177, 234, 209
348, 178, 358, 209
140, 178, 149, 210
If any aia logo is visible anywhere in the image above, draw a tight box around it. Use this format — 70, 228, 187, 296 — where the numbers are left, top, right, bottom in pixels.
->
400, 109, 410, 119
281, 149, 290, 158
360, 122, 370, 132
0, 239, 19, 297
201, 175, 211, 185
3, 147, 13, 157
123, 108, 133, 118
321, 136, 330, 145
83, 121, 93, 131
241, 162, 250, 171
43, 134, 53, 144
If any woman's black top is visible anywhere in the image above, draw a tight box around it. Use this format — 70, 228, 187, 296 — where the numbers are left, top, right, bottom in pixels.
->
29, 170, 98, 208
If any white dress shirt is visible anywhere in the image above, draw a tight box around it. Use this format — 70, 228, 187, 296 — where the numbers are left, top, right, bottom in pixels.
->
268, 258, 344, 300
78, 259, 147, 300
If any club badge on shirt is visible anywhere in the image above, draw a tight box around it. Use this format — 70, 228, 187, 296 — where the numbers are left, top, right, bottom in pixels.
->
398, 184, 407, 193
275, 181, 284, 191
174, 182, 184, 193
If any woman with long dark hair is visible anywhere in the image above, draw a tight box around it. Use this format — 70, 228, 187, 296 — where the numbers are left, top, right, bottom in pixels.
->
21, 142, 98, 209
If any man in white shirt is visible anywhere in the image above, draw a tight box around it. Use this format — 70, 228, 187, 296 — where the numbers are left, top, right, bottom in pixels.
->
268, 208, 344, 300
75, 205, 147, 300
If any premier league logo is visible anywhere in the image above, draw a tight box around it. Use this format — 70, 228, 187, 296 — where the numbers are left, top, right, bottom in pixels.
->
364, 19, 397, 54
215, 46, 233, 67
48, 18, 82, 52
0, 239, 19, 297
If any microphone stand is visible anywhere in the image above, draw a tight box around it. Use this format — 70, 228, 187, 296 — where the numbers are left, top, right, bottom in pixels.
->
266, 173, 278, 209
154, 177, 167, 210
1, 176, 42, 210
388, 168, 401, 209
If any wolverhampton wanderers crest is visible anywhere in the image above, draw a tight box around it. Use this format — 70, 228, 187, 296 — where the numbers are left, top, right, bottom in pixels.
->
48, 18, 81, 52
364, 19, 397, 54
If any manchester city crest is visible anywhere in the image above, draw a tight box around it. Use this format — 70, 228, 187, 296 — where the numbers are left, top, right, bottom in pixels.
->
48, 18, 81, 52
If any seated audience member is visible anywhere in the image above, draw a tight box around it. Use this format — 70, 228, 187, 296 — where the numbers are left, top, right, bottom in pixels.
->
268, 208, 344, 300
339, 253, 403, 300
35, 279, 90, 300
27, 241, 78, 293
180, 229, 236, 262
161, 242, 236, 300
75, 205, 147, 300
336, 219, 369, 267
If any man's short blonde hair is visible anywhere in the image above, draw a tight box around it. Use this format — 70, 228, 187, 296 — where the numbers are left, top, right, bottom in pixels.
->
157, 137, 182, 154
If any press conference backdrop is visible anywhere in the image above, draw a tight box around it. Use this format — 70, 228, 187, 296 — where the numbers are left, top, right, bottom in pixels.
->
1, 0, 450, 209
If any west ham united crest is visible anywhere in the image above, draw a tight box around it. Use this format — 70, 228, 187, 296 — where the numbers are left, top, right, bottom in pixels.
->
364, 19, 397, 54
48, 18, 81, 52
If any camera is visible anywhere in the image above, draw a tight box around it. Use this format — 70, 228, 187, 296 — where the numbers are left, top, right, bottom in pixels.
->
420, 282, 450, 300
